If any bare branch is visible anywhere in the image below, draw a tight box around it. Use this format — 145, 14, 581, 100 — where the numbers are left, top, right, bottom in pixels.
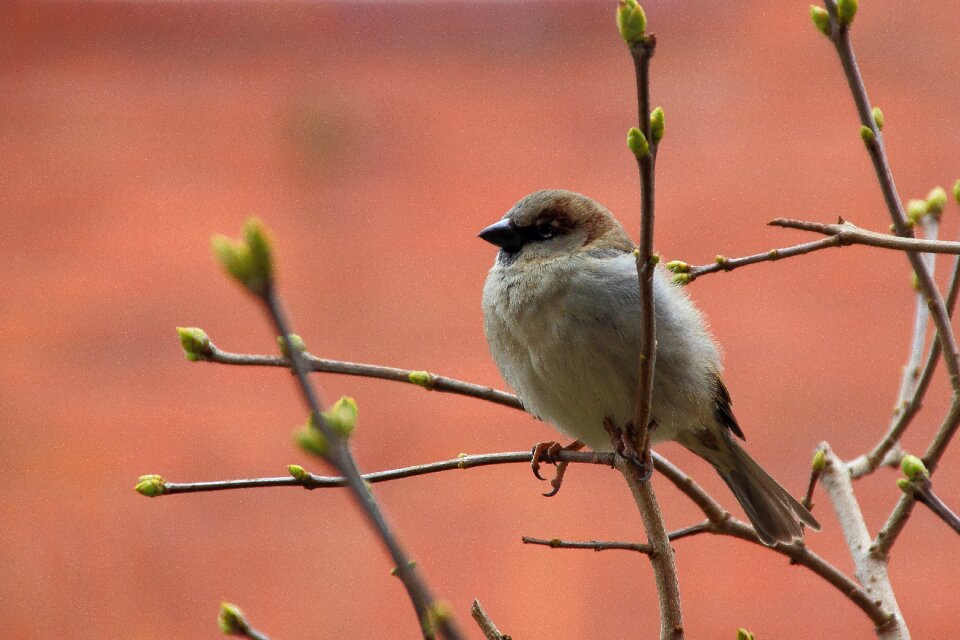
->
521, 523, 709, 554
628, 34, 659, 463
191, 343, 889, 631
471, 600, 511, 640
770, 218, 960, 255
818, 444, 905, 638
206, 344, 522, 411
687, 236, 843, 282
155, 450, 614, 496
260, 283, 463, 640
820, 0, 960, 394
849, 227, 960, 478
522, 536, 654, 555
876, 400, 960, 555
909, 477, 960, 535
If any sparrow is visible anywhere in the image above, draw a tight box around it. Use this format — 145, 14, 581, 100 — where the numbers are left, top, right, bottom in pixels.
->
479, 189, 819, 545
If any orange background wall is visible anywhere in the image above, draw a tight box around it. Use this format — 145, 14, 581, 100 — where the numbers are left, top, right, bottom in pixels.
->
2, 1, 959, 638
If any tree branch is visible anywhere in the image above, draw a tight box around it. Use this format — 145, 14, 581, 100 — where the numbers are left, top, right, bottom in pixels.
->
875, 400, 960, 555
848, 227, 960, 478
470, 600, 511, 640
821, 0, 960, 393
205, 344, 523, 411
686, 235, 843, 283
770, 218, 960, 255
185, 343, 888, 630
260, 283, 463, 640
817, 444, 905, 638
629, 33, 659, 462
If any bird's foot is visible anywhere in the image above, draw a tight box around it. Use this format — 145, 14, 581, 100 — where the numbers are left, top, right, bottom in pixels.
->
604, 418, 655, 482
530, 439, 585, 497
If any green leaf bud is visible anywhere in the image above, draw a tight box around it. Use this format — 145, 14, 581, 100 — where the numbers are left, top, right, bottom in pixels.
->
277, 333, 306, 358
895, 477, 912, 493
134, 474, 166, 497
672, 273, 691, 286
218, 602, 249, 635
859, 125, 875, 144
650, 106, 665, 144
295, 417, 330, 457
736, 629, 756, 640
288, 464, 307, 481
871, 107, 884, 131
953, 178, 960, 205
810, 5, 831, 36
664, 260, 690, 273
906, 199, 928, 224
926, 186, 948, 216
901, 454, 929, 480
627, 127, 650, 158
408, 370, 435, 390
324, 396, 359, 438
176, 327, 213, 362
811, 448, 827, 472
616, 0, 647, 45
211, 218, 273, 298
837, 0, 858, 26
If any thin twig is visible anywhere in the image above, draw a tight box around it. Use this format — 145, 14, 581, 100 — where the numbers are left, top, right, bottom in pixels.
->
161, 445, 889, 630
618, 457, 684, 640
909, 477, 960, 535
629, 34, 659, 461
195, 346, 888, 630
821, 0, 960, 393
206, 345, 523, 411
470, 600, 511, 640
157, 451, 614, 495
261, 285, 463, 640
522, 536, 654, 555
817, 444, 904, 638
770, 218, 960, 255
875, 400, 960, 555
688, 236, 843, 282
848, 226, 960, 478
521, 523, 710, 554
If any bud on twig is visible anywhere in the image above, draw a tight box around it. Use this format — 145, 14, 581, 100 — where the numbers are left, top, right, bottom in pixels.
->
664, 260, 689, 273
906, 199, 928, 225
836, 0, 858, 26
650, 106, 665, 144
871, 106, 884, 131
288, 464, 308, 481
926, 186, 948, 216
810, 5, 831, 37
627, 127, 650, 158
811, 448, 827, 472
859, 125, 875, 144
408, 370, 435, 390
953, 179, 960, 205
277, 333, 306, 357
176, 327, 213, 361
616, 0, 647, 45
294, 397, 360, 457
218, 602, 250, 636
211, 218, 274, 298
901, 454, 929, 480
134, 474, 166, 497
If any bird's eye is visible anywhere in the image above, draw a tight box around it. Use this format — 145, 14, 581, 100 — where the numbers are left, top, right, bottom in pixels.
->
536, 222, 555, 239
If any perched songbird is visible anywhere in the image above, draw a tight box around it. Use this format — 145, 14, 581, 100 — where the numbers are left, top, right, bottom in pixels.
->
479, 189, 819, 545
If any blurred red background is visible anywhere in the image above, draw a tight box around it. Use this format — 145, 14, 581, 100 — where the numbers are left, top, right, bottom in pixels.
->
2, 1, 959, 638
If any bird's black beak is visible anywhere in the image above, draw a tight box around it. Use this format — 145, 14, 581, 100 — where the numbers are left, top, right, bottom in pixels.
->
478, 219, 523, 252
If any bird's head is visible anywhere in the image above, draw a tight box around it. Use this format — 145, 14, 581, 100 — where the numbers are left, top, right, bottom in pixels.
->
478, 190, 633, 264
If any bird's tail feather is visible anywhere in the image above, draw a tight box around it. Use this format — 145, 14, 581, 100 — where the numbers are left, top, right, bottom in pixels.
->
680, 430, 820, 546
